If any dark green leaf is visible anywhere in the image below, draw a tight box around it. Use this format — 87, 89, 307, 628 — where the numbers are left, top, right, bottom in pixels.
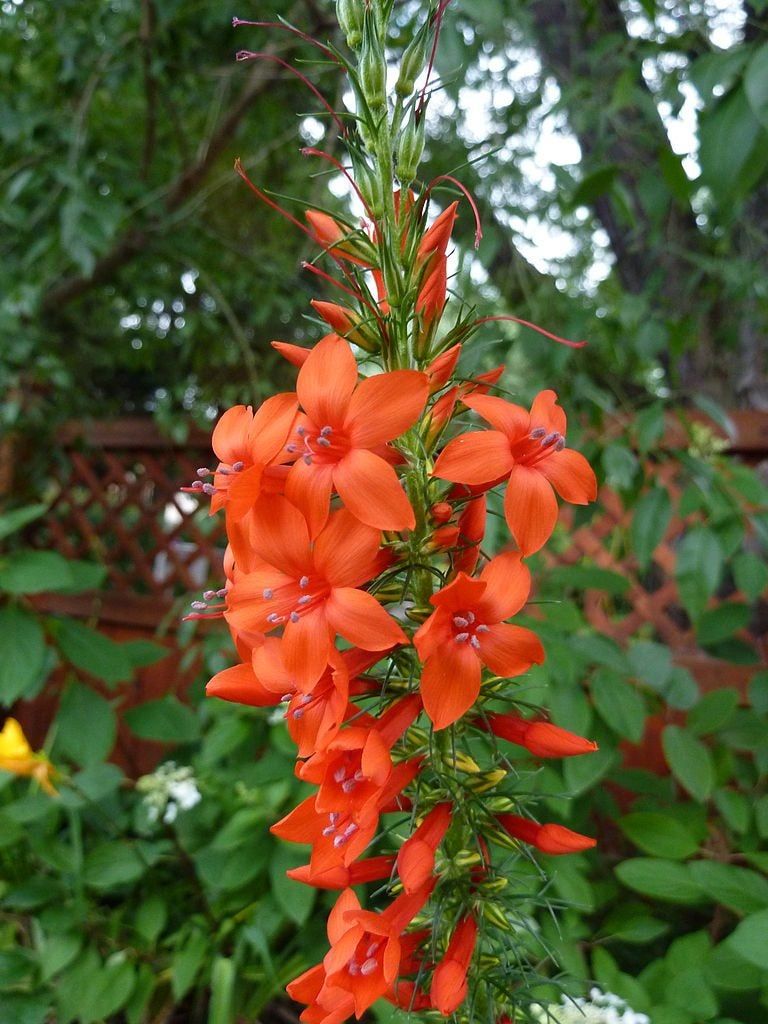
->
124, 696, 200, 743
732, 552, 768, 601
618, 812, 699, 860
54, 683, 116, 766
745, 42, 768, 129
55, 618, 134, 685
675, 529, 723, 621
0, 605, 47, 703
662, 725, 714, 802
591, 668, 645, 742
688, 861, 768, 915
171, 928, 208, 1001
269, 843, 317, 926
83, 842, 146, 890
615, 859, 703, 904
727, 909, 768, 968
697, 604, 751, 645
631, 487, 672, 569
688, 689, 739, 735
209, 957, 236, 1024
0, 503, 48, 540
0, 550, 74, 593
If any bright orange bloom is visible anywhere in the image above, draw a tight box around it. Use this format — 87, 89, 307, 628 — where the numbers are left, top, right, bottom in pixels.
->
0, 718, 57, 796
433, 390, 597, 555
485, 712, 598, 758
271, 759, 421, 878
430, 914, 477, 1014
225, 497, 405, 689
497, 813, 596, 855
284, 334, 429, 534
298, 695, 421, 820
414, 552, 544, 729
287, 855, 395, 891
305, 210, 374, 266
189, 396, 297, 522
396, 802, 452, 893
423, 364, 504, 448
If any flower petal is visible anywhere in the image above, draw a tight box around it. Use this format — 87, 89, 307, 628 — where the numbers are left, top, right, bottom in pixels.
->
530, 389, 566, 435
479, 623, 544, 678
345, 370, 429, 447
212, 405, 252, 463
334, 449, 415, 531
463, 394, 529, 440
313, 509, 382, 588
432, 431, 513, 486
503, 463, 558, 555
206, 663, 279, 706
325, 588, 407, 650
282, 606, 331, 690
420, 644, 480, 730
285, 459, 335, 538
249, 494, 312, 576
225, 463, 265, 522
248, 392, 298, 464
476, 551, 531, 622
539, 448, 597, 504
297, 334, 358, 427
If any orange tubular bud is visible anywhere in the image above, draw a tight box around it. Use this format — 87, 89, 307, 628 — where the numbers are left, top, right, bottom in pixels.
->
430, 914, 477, 1014
426, 343, 462, 393
271, 339, 312, 367
310, 300, 377, 352
496, 814, 596, 855
417, 200, 459, 262
416, 251, 447, 327
430, 501, 453, 524
485, 713, 598, 758
305, 209, 372, 266
397, 802, 452, 893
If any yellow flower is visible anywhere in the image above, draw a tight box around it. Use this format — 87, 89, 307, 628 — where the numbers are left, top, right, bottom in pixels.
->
0, 718, 57, 796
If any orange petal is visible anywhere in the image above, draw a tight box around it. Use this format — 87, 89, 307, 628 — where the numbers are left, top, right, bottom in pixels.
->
325, 588, 407, 650
334, 449, 415, 531
212, 405, 251, 463
479, 623, 544, 678
206, 663, 279, 706
476, 551, 531, 622
432, 431, 513, 486
271, 340, 311, 367
282, 606, 331, 690
249, 392, 299, 464
420, 644, 480, 730
297, 334, 357, 427
225, 463, 265, 522
463, 393, 529, 440
249, 494, 312, 576
503, 463, 558, 554
313, 509, 383, 588
530, 389, 566, 435
345, 370, 429, 447
327, 888, 361, 945
539, 448, 597, 504
285, 459, 335, 539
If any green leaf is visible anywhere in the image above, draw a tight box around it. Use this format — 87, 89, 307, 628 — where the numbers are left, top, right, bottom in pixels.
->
591, 668, 645, 742
628, 640, 673, 690
688, 689, 739, 735
675, 528, 723, 621
562, 743, 616, 795
0, 550, 74, 594
83, 841, 146, 890
84, 955, 135, 1023
697, 604, 751, 645
745, 42, 768, 129
707, 939, 765, 991
688, 861, 768, 915
748, 671, 768, 714
55, 619, 134, 686
571, 165, 619, 206
732, 552, 768, 601
662, 726, 714, 802
134, 895, 167, 946
631, 487, 672, 569
0, 993, 51, 1024
54, 683, 116, 766
39, 932, 82, 982
699, 86, 768, 202
600, 908, 669, 944
209, 957, 235, 1024
124, 696, 200, 743
618, 812, 700, 860
602, 443, 639, 490
727, 909, 768, 969
172, 928, 208, 1001
546, 564, 630, 595
0, 503, 48, 540
0, 605, 47, 703
269, 843, 317, 926
713, 788, 750, 833
123, 639, 168, 668
615, 859, 703, 904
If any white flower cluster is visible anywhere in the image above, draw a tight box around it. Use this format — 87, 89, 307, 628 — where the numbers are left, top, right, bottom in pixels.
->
136, 761, 201, 824
534, 989, 650, 1024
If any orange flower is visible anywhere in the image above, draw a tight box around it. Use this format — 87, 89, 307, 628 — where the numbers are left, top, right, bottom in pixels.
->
284, 334, 429, 534
414, 552, 544, 729
287, 855, 396, 891
396, 802, 452, 893
484, 712, 598, 758
430, 914, 477, 1014
298, 695, 421, 820
433, 390, 597, 554
189, 395, 297, 522
305, 210, 374, 266
497, 813, 596, 855
225, 497, 406, 689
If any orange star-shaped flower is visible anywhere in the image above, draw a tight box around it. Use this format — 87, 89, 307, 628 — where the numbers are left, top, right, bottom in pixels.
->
414, 552, 544, 729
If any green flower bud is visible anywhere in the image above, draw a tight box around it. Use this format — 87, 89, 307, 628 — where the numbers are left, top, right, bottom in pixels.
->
482, 901, 512, 932
396, 21, 431, 98
360, 9, 387, 111
396, 116, 426, 184
336, 0, 363, 49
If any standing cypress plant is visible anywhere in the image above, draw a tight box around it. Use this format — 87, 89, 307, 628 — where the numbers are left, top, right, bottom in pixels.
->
189, 2, 600, 1019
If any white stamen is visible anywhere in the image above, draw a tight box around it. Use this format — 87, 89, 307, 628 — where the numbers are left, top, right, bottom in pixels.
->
334, 766, 347, 783
299, 576, 310, 588
290, 611, 300, 623
455, 632, 469, 643
476, 623, 490, 633
297, 595, 312, 605
453, 615, 469, 627
317, 437, 331, 448
232, 461, 245, 472
341, 779, 357, 793
470, 635, 481, 649
262, 588, 274, 599
320, 426, 333, 436
529, 428, 546, 439
360, 958, 378, 976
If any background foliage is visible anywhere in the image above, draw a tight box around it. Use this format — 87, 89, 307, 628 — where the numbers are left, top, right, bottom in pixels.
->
1, 0, 767, 1022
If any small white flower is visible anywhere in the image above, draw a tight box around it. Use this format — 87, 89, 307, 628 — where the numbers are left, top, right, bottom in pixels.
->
137, 762, 201, 826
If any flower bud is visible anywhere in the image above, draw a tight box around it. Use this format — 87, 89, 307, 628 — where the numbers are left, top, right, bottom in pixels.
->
396, 21, 431, 97
484, 713, 598, 758
496, 814, 596, 855
360, 17, 387, 110
481, 902, 512, 932
336, 0, 363, 48
464, 768, 506, 793
396, 116, 426, 184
